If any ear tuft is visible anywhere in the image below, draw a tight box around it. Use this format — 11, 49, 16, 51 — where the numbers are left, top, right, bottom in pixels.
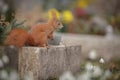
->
48, 8, 60, 19
51, 10, 57, 18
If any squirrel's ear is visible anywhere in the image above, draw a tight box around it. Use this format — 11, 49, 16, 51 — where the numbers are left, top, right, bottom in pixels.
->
51, 10, 57, 18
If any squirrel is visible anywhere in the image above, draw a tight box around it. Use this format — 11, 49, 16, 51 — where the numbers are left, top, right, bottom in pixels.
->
28, 11, 63, 47
5, 11, 63, 48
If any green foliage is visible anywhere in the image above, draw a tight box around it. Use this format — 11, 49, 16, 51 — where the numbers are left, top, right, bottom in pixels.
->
10, 19, 26, 29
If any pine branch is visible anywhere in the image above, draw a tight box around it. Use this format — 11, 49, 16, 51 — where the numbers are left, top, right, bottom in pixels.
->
13, 19, 26, 28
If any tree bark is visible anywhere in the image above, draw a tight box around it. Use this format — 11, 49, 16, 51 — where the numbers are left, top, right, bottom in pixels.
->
1, 45, 81, 80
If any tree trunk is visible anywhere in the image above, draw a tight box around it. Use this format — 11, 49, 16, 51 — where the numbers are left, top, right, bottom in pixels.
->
1, 45, 81, 80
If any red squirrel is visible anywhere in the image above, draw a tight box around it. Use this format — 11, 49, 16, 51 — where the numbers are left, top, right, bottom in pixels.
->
5, 11, 63, 48
28, 11, 63, 47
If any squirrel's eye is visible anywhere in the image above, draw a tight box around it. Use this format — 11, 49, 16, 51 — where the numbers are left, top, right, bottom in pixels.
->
58, 23, 60, 25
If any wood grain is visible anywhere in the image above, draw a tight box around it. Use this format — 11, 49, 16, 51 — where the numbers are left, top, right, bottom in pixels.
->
1, 45, 81, 80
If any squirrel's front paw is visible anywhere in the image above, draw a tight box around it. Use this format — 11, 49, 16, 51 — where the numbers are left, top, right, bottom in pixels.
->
46, 45, 50, 49
41, 44, 50, 49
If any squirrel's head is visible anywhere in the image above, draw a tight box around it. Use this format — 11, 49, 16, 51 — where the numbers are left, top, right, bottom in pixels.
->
51, 11, 64, 29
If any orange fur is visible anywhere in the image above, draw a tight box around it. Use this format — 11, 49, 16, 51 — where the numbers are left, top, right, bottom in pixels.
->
5, 29, 29, 48
5, 11, 63, 48
29, 11, 63, 47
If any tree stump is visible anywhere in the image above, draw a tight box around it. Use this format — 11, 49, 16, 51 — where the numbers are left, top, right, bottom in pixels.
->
1, 45, 81, 80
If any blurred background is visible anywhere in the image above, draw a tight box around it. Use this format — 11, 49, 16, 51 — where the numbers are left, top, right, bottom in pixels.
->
0, 0, 120, 35
0, 0, 120, 80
